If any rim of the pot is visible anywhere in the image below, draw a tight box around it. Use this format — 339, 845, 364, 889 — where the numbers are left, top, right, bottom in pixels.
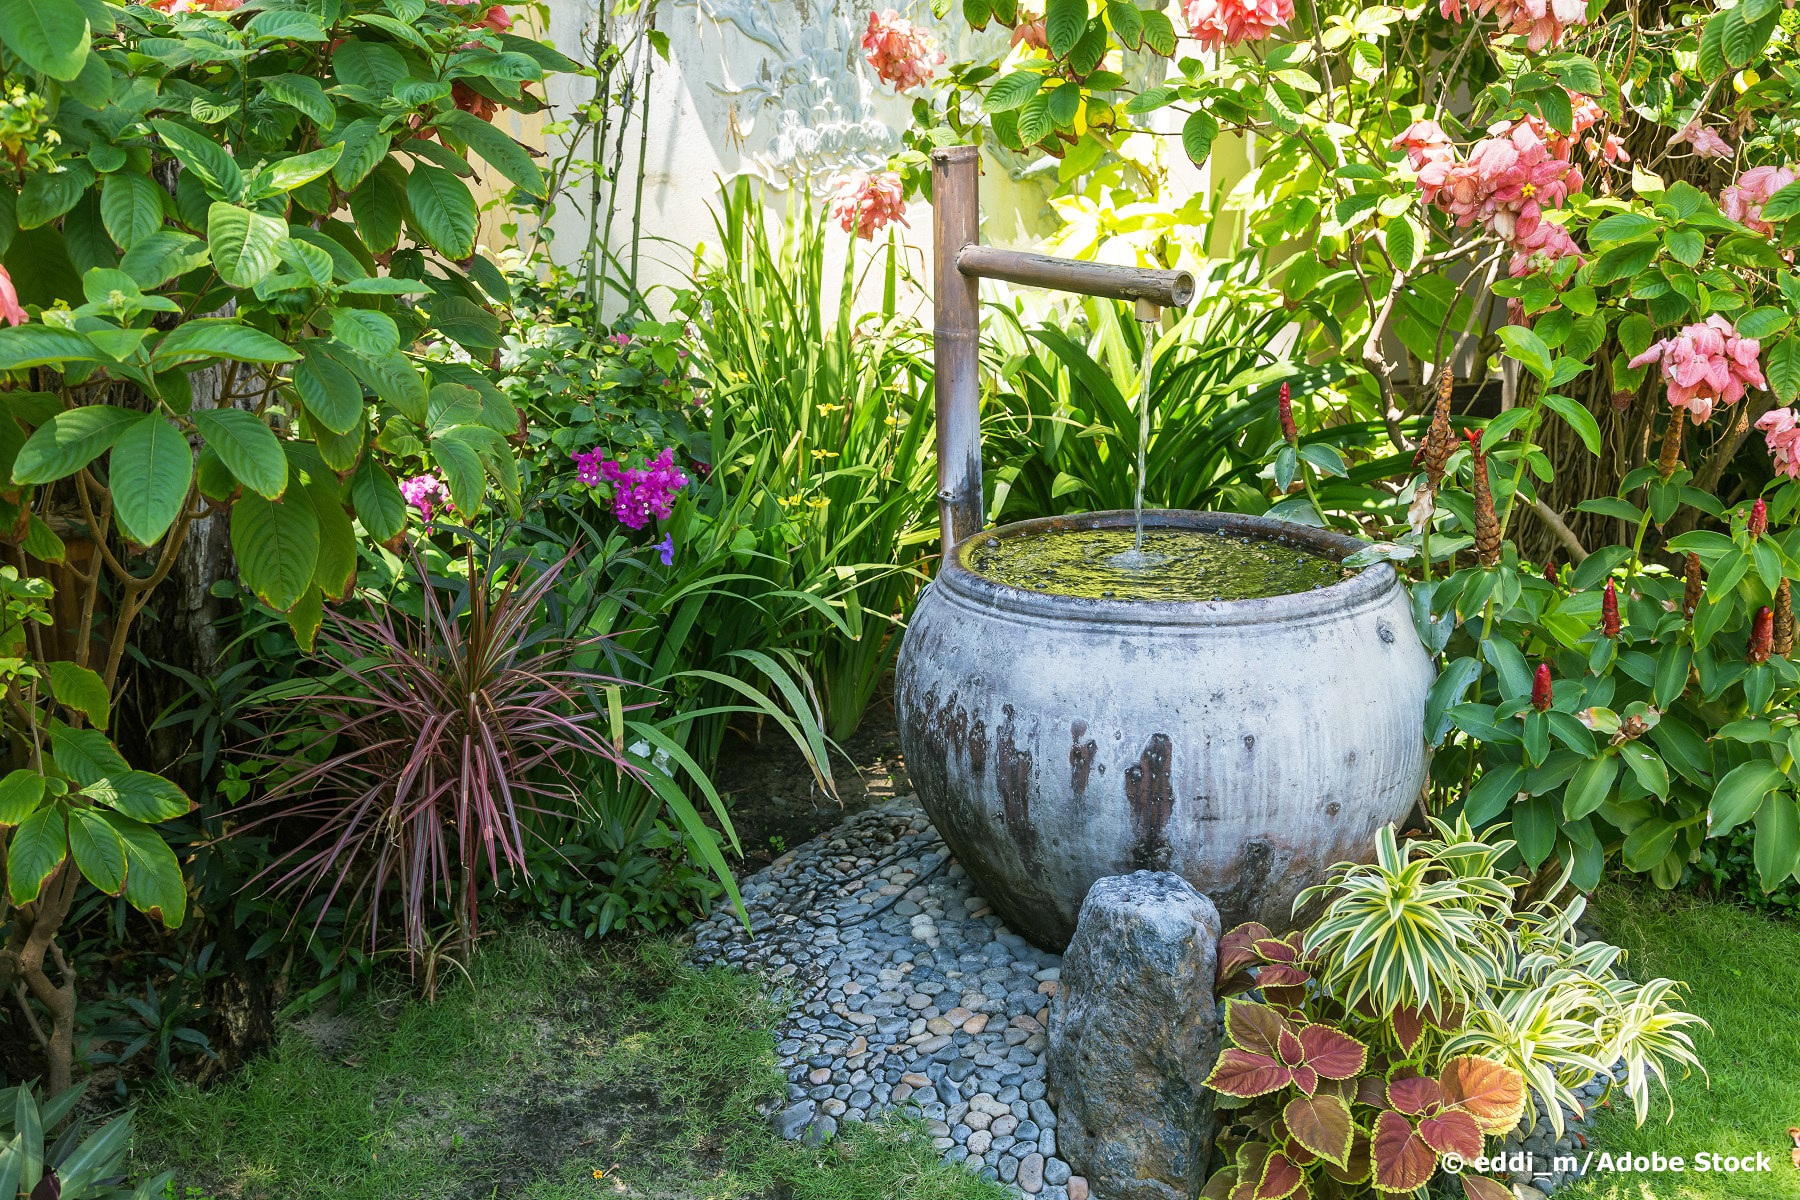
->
941, 509, 1396, 627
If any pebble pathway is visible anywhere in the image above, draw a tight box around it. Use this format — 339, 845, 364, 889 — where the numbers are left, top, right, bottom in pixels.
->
691, 795, 1612, 1200
688, 797, 1088, 1199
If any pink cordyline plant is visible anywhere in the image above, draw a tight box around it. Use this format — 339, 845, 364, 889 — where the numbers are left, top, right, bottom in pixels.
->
1722, 165, 1798, 237
243, 554, 635, 965
1628, 315, 1766, 423
1439, 0, 1586, 51
1182, 0, 1294, 52
1757, 408, 1800, 480
862, 9, 943, 92
830, 170, 909, 240
1668, 121, 1733, 159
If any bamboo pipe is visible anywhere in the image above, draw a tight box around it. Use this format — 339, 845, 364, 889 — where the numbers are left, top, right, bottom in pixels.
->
930, 146, 1195, 563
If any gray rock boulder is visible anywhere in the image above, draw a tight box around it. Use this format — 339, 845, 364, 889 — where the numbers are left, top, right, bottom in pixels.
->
1046, 872, 1222, 1200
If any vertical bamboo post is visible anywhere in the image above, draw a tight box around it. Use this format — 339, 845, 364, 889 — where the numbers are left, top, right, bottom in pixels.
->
932, 146, 984, 560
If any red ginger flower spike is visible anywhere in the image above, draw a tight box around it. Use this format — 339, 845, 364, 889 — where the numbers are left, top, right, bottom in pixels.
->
1601, 578, 1621, 638
1543, 560, 1558, 586
1467, 429, 1501, 568
1750, 607, 1775, 665
1278, 382, 1298, 445
1532, 662, 1554, 711
1749, 497, 1768, 540
1683, 552, 1703, 620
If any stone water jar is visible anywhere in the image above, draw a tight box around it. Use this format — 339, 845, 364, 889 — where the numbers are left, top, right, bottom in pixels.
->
894, 509, 1434, 951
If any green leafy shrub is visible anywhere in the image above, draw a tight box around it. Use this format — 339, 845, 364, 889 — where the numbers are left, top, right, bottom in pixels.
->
0, 0, 573, 1090
0, 1082, 167, 1199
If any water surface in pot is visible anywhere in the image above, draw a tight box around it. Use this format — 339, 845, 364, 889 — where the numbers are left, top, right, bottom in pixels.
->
965, 527, 1348, 601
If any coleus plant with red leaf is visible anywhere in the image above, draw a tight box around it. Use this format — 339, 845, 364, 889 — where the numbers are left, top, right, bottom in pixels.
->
1202, 967, 1526, 1199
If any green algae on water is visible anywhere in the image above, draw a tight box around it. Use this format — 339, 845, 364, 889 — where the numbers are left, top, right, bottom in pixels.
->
966, 528, 1348, 601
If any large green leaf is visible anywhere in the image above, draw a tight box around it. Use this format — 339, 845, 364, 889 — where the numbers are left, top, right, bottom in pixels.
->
149, 119, 242, 199
1755, 792, 1800, 889
349, 455, 406, 542
231, 491, 320, 611
68, 807, 126, 894
331, 119, 393, 191
13, 406, 142, 484
109, 416, 193, 544
1044, 0, 1086, 55
0, 0, 88, 79
264, 145, 343, 194
0, 326, 98, 371
0, 769, 44, 828
303, 473, 358, 598
86, 771, 190, 823
1710, 761, 1785, 834
6, 806, 66, 906
435, 110, 546, 198
207, 202, 286, 288
404, 163, 477, 260
263, 73, 336, 126
100, 172, 165, 252
195, 408, 287, 499
18, 162, 95, 229
49, 722, 128, 785
44, 660, 109, 730
431, 427, 486, 517
110, 814, 186, 926
152, 318, 299, 369
293, 343, 364, 435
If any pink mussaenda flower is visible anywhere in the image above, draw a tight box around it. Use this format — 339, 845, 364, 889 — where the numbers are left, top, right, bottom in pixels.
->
1668, 121, 1733, 160
1417, 116, 1583, 241
862, 10, 943, 93
1722, 165, 1799, 237
1757, 408, 1800, 480
1628, 315, 1767, 423
830, 170, 909, 241
1182, 0, 1295, 52
0, 265, 25, 327
401, 474, 452, 523
1585, 132, 1629, 165
1440, 0, 1587, 51
1392, 120, 1456, 170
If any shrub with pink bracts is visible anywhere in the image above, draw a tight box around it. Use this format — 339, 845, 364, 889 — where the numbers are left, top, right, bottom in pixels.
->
1722, 165, 1799, 237
1757, 408, 1800, 480
1628, 314, 1767, 423
861, 9, 943, 92
1182, 0, 1295, 52
1439, 0, 1587, 51
1668, 121, 1733, 159
830, 170, 909, 240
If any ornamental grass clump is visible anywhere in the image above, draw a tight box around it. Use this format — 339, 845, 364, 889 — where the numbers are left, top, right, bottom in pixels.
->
1202, 818, 1705, 1200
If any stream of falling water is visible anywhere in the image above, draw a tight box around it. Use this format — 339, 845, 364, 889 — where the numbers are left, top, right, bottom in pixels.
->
1109, 317, 1163, 570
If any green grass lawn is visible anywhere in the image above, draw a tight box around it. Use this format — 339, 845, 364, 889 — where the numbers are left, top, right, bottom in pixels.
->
1555, 884, 1800, 1200
132, 927, 1008, 1200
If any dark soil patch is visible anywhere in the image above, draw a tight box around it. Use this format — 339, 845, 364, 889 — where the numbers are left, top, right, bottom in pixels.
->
716, 697, 910, 876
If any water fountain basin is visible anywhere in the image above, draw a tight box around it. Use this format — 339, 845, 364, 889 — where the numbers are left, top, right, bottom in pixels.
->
894, 509, 1435, 951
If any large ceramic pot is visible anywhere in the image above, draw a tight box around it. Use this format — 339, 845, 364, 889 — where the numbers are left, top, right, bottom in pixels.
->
894, 509, 1434, 951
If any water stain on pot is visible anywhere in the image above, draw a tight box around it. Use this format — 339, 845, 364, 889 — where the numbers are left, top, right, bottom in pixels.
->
1125, 733, 1174, 870
1069, 721, 1097, 797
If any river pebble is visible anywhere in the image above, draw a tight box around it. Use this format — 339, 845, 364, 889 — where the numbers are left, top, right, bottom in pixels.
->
689, 796, 1074, 1195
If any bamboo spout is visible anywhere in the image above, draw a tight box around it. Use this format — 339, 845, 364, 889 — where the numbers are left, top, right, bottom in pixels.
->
930, 145, 1194, 563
